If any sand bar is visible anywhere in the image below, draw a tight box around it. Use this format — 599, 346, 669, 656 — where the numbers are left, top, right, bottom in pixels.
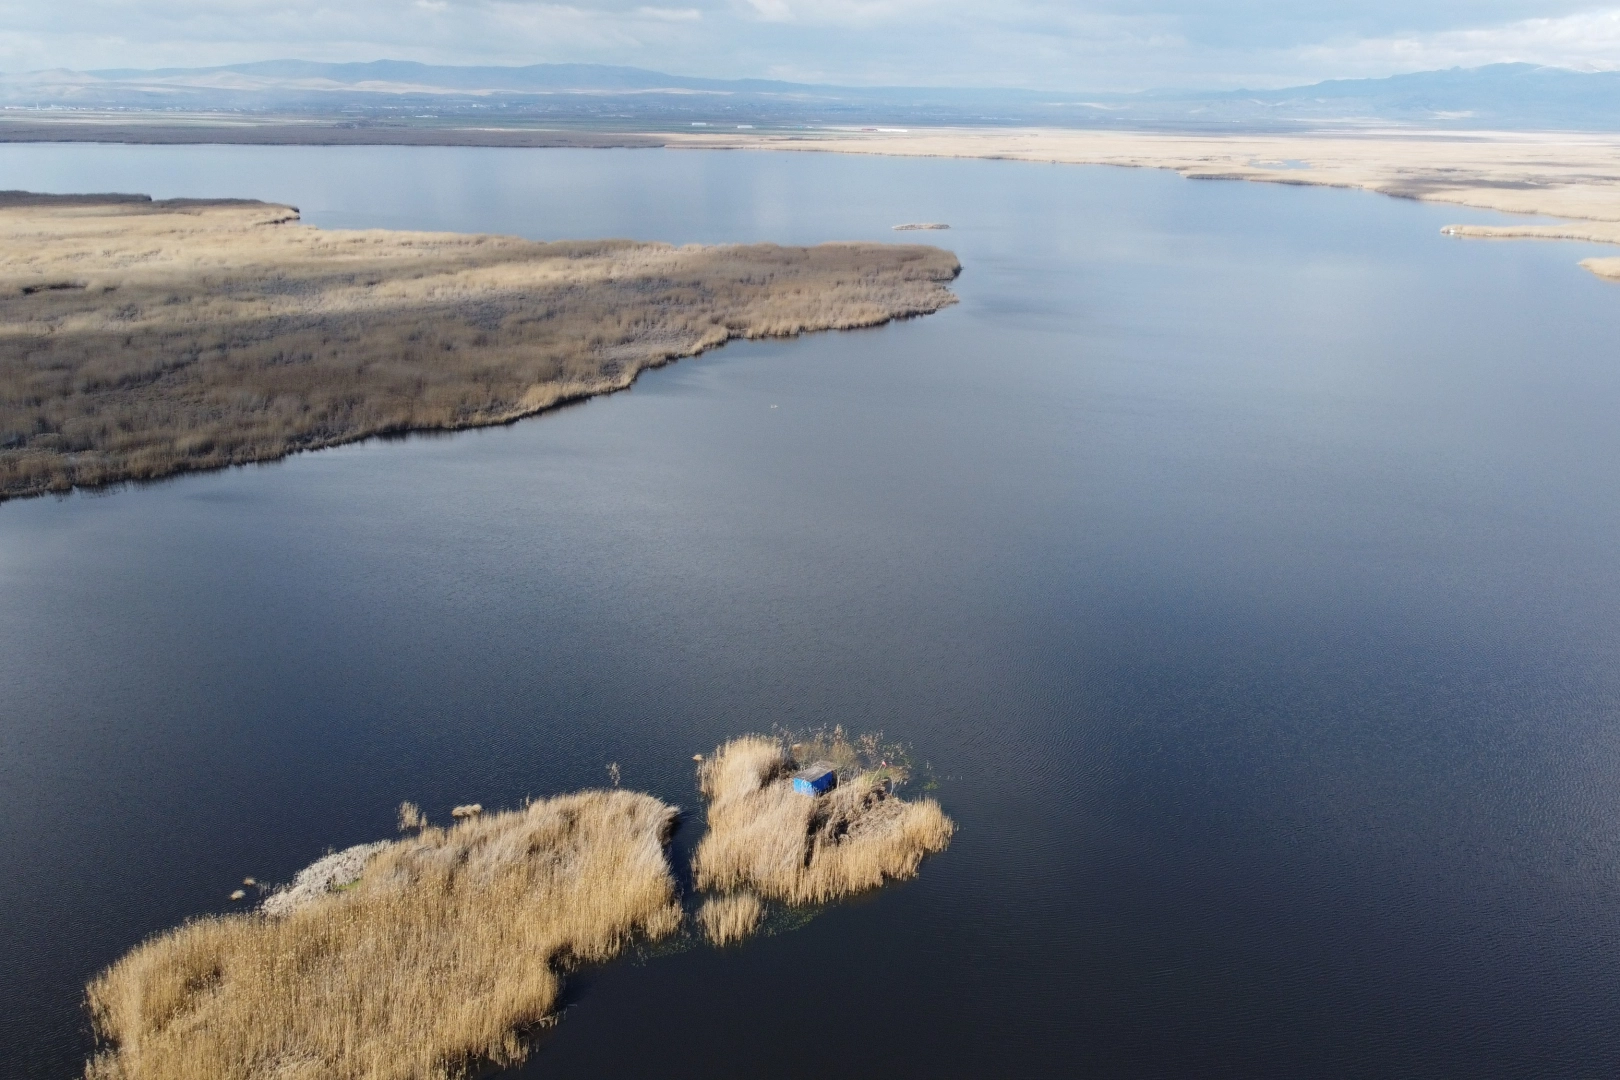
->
9, 117, 1619, 275
670, 127, 1620, 278
667, 127, 1620, 222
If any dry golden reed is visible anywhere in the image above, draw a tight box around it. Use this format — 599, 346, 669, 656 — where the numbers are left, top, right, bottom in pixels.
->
695, 892, 765, 946
692, 735, 954, 905
85, 790, 681, 1080
86, 738, 954, 1078
0, 192, 960, 500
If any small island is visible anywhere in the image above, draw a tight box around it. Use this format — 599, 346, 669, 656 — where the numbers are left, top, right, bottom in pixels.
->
85, 734, 953, 1080
0, 193, 960, 501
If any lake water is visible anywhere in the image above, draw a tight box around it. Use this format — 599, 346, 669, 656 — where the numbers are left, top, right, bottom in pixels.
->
5, 144, 1620, 1078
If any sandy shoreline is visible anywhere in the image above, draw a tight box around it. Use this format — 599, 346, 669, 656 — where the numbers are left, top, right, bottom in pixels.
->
10, 117, 1617, 276
671, 127, 1620, 221
0, 117, 666, 148
667, 127, 1620, 279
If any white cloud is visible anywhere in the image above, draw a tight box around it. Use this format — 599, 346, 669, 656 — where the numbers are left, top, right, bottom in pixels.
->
1288, 7, 1620, 78
2, 0, 1618, 90
734, 0, 944, 25
635, 6, 702, 20
740, 0, 793, 22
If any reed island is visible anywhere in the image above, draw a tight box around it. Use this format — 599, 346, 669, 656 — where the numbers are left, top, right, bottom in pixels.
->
85, 734, 952, 1080
0, 192, 960, 501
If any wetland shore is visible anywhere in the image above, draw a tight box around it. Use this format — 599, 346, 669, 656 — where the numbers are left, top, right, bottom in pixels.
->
0, 192, 959, 501
9, 118, 1617, 274
671, 126, 1620, 279
86, 736, 952, 1080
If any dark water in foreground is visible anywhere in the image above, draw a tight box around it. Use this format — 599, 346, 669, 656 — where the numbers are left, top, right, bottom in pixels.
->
5, 145, 1620, 1078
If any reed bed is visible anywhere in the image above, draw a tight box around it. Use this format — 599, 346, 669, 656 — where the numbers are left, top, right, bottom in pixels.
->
692, 735, 954, 905
86, 737, 954, 1077
0, 192, 960, 500
695, 892, 765, 946
85, 790, 681, 1080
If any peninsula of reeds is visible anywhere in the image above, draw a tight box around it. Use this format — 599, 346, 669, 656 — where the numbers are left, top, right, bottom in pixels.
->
86, 791, 683, 1080
0, 192, 960, 500
83, 736, 953, 1079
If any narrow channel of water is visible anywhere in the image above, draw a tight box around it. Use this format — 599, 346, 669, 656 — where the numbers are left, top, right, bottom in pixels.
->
4, 145, 1620, 1077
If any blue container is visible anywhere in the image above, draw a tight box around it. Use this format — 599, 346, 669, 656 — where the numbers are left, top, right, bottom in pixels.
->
792, 763, 838, 796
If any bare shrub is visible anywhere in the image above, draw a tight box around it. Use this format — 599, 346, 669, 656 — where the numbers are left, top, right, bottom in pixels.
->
85, 790, 681, 1080
0, 195, 960, 500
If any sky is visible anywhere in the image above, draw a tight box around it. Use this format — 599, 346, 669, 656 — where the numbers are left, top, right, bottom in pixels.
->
7, 1, 1620, 90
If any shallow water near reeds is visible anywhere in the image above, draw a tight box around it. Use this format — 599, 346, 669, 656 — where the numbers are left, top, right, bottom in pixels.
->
6, 144, 1620, 1078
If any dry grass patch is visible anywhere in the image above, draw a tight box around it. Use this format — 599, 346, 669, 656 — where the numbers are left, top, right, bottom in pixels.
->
0, 192, 960, 500
85, 790, 681, 1080
692, 734, 954, 906
86, 736, 956, 1077
695, 892, 765, 946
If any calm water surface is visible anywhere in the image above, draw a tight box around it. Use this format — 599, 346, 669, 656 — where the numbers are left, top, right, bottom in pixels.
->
5, 145, 1620, 1077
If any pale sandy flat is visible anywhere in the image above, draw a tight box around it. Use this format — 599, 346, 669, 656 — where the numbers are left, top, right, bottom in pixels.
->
668, 127, 1620, 279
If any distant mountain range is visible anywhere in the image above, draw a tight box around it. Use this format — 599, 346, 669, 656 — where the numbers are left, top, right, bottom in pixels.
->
3, 61, 1618, 131
1184, 64, 1620, 130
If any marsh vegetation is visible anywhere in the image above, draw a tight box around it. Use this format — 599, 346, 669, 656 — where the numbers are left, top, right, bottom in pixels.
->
87, 791, 683, 1080
693, 732, 954, 910
0, 192, 959, 500
695, 892, 765, 946
84, 734, 952, 1079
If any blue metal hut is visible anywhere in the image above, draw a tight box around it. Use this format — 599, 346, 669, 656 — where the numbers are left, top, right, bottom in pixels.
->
792, 762, 838, 796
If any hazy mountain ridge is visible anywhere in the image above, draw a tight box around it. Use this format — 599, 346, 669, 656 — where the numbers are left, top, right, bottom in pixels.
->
3, 61, 1617, 130
80, 59, 807, 94
1191, 64, 1620, 128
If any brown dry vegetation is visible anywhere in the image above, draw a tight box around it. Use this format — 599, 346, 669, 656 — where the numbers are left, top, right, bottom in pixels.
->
86, 737, 954, 1078
692, 735, 954, 905
85, 790, 681, 1080
0, 192, 960, 500
695, 892, 765, 946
